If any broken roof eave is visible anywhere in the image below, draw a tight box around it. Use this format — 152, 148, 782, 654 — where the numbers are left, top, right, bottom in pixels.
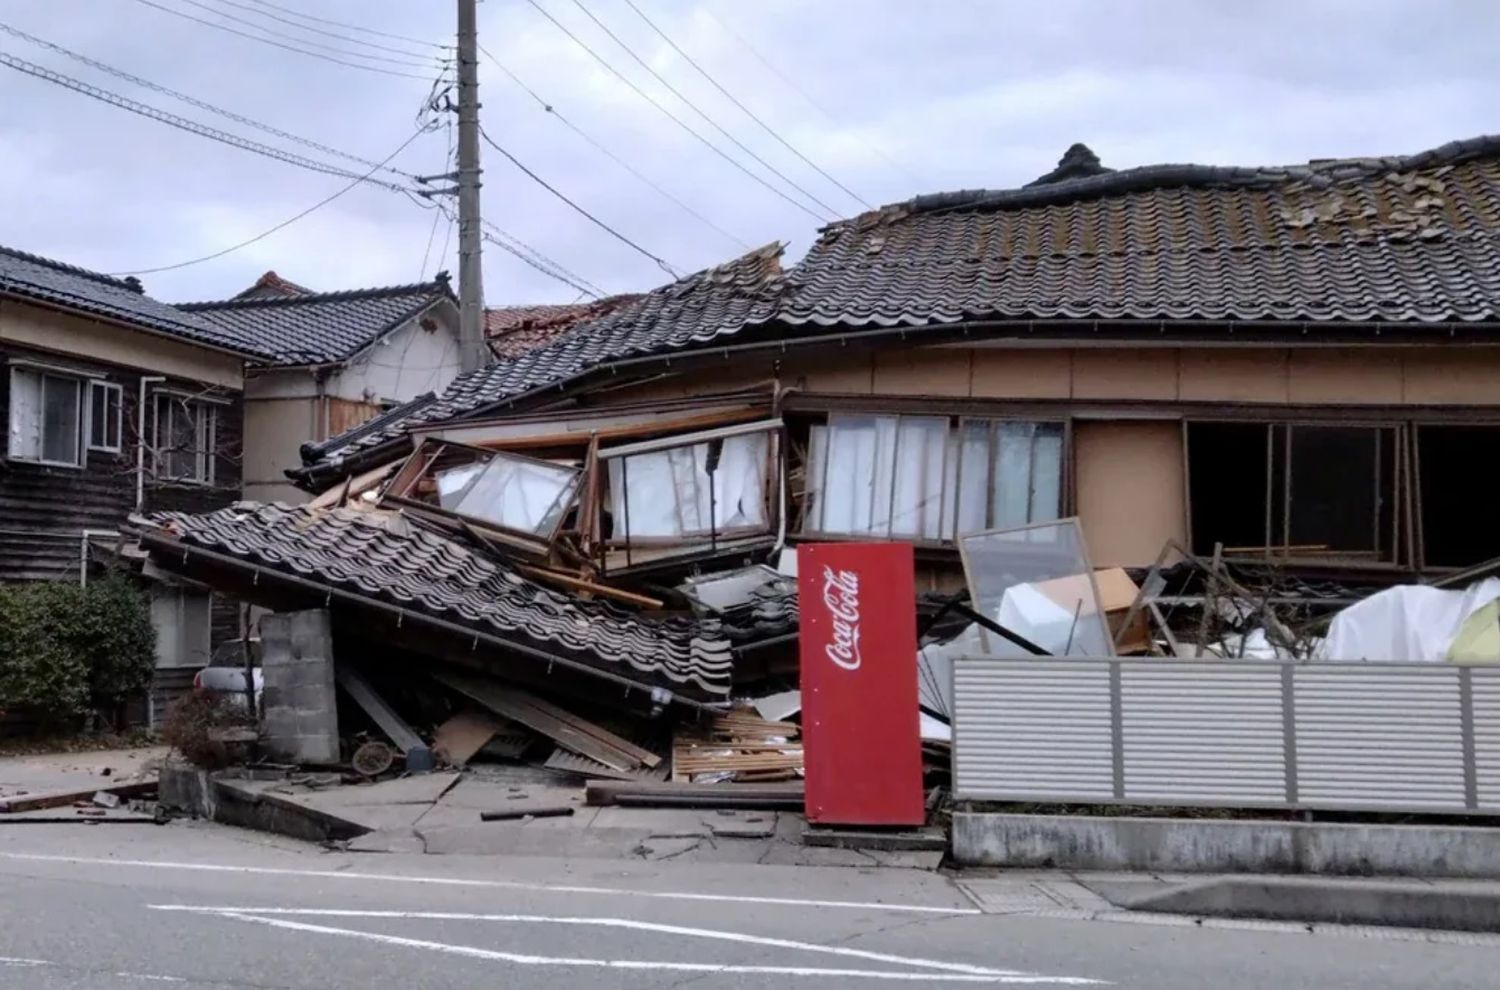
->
0, 289, 271, 363
139, 529, 718, 712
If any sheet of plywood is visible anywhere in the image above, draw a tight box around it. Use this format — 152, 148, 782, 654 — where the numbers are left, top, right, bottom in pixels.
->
431, 711, 502, 767
433, 671, 642, 772
1074, 420, 1188, 569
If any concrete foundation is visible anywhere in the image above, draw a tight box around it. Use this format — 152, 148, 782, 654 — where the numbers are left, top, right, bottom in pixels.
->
952, 812, 1500, 879
259, 609, 339, 765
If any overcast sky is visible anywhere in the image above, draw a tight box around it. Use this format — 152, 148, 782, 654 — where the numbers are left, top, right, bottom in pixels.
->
1, 1, 1496, 305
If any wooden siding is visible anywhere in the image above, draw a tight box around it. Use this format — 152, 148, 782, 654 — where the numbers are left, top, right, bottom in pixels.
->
1, 341, 243, 581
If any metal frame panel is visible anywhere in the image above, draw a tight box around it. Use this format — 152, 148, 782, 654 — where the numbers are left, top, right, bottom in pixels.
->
953, 656, 1499, 814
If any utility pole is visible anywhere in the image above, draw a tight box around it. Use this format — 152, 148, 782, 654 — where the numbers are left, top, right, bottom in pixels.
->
455, 0, 486, 373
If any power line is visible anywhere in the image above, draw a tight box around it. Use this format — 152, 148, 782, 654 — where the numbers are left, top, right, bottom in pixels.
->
485, 226, 606, 299
478, 43, 749, 251
0, 21, 426, 182
112, 129, 431, 276
480, 126, 681, 277
700, 7, 923, 186
566, 0, 842, 220
620, 0, 871, 210
0, 50, 418, 192
128, 0, 437, 80
522, 0, 827, 223
245, 0, 451, 51
207, 0, 442, 60
154, 0, 443, 69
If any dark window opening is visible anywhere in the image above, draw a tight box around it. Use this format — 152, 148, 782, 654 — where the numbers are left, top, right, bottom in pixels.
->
1419, 425, 1500, 568
1188, 421, 1398, 563
1188, 422, 1269, 555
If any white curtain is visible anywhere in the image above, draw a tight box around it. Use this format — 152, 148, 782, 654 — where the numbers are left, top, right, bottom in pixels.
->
610, 432, 770, 539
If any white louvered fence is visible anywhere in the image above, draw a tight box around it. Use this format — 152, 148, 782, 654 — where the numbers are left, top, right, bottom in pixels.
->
952, 657, 1500, 814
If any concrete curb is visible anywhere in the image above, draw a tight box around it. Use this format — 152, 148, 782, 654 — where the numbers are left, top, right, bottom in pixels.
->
1119, 876, 1500, 933
953, 812, 1500, 878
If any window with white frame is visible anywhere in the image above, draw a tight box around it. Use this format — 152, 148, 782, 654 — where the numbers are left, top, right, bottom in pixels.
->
154, 393, 218, 484
805, 414, 1064, 541
87, 380, 123, 453
606, 428, 774, 542
7, 366, 84, 466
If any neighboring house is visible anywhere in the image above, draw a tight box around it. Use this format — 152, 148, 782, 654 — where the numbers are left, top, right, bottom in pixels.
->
294, 134, 1500, 582
485, 296, 639, 359
0, 244, 258, 682
180, 275, 461, 503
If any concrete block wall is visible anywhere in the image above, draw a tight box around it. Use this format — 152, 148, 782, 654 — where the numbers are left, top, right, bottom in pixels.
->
258, 609, 339, 765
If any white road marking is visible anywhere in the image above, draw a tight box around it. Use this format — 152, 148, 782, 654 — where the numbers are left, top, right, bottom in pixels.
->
151, 905, 1026, 977
0, 851, 976, 915
2, 957, 184, 982
212, 910, 1101, 984
0, 957, 50, 967
114, 973, 187, 983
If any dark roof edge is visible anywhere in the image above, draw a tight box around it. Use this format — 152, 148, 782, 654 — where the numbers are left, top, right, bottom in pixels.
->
316, 293, 459, 367
0, 287, 272, 362
906, 133, 1500, 215
0, 244, 143, 293
299, 391, 438, 462
178, 277, 453, 312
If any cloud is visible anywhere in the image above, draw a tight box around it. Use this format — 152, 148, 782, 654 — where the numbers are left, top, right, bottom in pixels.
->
0, 0, 1494, 305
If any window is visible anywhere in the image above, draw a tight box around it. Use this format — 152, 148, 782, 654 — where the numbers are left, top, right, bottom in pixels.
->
150, 587, 211, 668
7, 366, 83, 466
1187, 421, 1399, 562
88, 381, 123, 452
155, 394, 218, 484
804, 414, 1064, 541
436, 452, 578, 536
1417, 425, 1500, 568
607, 430, 772, 541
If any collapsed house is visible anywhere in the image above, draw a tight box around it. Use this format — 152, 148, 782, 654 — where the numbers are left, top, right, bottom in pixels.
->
134, 135, 1500, 788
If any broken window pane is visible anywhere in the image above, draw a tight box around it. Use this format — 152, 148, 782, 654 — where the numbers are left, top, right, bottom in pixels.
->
609, 432, 770, 539
435, 462, 485, 509
958, 519, 1113, 657
450, 453, 578, 536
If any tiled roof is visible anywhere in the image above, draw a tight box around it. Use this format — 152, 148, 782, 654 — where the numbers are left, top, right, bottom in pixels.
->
180, 279, 454, 366
142, 503, 734, 698
0, 244, 266, 357
776, 134, 1500, 327
304, 135, 1500, 470
305, 244, 784, 463
233, 270, 314, 300
486, 296, 641, 358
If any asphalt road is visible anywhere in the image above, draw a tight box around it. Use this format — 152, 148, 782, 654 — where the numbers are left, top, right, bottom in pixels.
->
0, 821, 1496, 989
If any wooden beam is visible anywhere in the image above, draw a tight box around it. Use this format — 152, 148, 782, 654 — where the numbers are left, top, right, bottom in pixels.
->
515, 564, 664, 609
433, 671, 645, 772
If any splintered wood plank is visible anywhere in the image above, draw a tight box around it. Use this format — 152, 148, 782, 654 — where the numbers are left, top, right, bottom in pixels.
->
432, 671, 641, 772
513, 692, 662, 769
432, 710, 502, 767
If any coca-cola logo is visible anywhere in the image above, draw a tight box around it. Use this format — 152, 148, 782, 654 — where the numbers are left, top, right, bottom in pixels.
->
822, 565, 862, 671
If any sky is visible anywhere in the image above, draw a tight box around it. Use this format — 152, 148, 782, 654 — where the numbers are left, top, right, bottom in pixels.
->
0, 1, 1496, 306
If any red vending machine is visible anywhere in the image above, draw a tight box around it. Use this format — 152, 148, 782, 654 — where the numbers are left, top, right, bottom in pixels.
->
797, 542, 924, 826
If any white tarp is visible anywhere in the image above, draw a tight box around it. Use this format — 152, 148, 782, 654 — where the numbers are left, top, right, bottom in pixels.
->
1320, 578, 1500, 661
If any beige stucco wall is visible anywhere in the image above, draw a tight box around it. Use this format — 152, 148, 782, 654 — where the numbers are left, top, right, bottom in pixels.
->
0, 299, 244, 388
793, 344, 1500, 407
1073, 420, 1187, 568
600, 343, 1500, 409
243, 396, 315, 504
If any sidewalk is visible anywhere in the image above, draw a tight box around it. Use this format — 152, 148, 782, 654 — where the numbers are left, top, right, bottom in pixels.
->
957, 870, 1500, 934
200, 766, 945, 869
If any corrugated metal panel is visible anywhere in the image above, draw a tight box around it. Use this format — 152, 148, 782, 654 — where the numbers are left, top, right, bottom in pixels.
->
953, 658, 1113, 801
1293, 666, 1465, 810
1120, 661, 1285, 804
1470, 668, 1500, 809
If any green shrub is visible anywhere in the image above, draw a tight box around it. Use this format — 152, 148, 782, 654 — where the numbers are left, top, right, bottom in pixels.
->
0, 575, 156, 725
